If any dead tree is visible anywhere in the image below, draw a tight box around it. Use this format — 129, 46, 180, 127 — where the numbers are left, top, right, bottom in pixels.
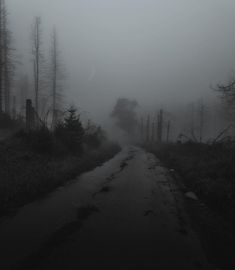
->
32, 17, 43, 115
213, 79, 235, 135
18, 75, 29, 115
189, 103, 197, 141
146, 114, 150, 142
0, 0, 14, 115
166, 120, 170, 143
50, 28, 63, 129
26, 99, 36, 131
11, 95, 16, 119
140, 117, 144, 142
151, 122, 155, 143
213, 125, 233, 144
215, 80, 235, 109
199, 100, 205, 142
0, 0, 3, 113
2, 0, 14, 114
157, 109, 163, 143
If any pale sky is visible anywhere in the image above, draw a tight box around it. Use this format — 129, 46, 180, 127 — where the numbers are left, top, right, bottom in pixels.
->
7, 0, 235, 121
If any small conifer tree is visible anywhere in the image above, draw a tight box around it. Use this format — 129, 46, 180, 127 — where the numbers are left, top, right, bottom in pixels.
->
55, 106, 84, 154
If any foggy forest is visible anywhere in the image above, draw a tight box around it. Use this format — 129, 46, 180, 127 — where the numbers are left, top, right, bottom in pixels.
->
0, 0, 235, 269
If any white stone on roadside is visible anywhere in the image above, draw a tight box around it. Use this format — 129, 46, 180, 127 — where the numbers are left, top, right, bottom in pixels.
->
185, 191, 198, 200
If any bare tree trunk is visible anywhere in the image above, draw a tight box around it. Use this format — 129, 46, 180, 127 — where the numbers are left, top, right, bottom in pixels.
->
12, 95, 16, 119
51, 28, 58, 129
146, 114, 150, 143
0, 0, 3, 113
199, 100, 205, 143
0, 1, 15, 117
157, 109, 163, 143
19, 75, 29, 116
2, 0, 10, 114
190, 103, 197, 141
140, 117, 144, 143
32, 17, 42, 115
151, 122, 155, 143
50, 28, 64, 130
166, 120, 170, 143
26, 99, 35, 131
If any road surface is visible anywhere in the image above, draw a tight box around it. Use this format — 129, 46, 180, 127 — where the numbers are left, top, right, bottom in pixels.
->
0, 146, 210, 270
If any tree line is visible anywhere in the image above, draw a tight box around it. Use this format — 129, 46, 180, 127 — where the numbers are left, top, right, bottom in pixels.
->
111, 94, 235, 144
0, 1, 65, 129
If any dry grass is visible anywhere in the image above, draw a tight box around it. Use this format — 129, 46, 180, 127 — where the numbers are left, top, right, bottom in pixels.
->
147, 142, 235, 222
146, 142, 235, 269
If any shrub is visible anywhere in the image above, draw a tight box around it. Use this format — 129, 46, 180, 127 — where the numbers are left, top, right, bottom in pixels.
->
0, 113, 14, 128
55, 107, 84, 155
84, 122, 106, 149
0, 112, 23, 129
26, 126, 54, 154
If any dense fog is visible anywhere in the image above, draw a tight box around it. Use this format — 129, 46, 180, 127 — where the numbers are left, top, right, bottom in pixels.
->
5, 0, 235, 140
1, 2, 235, 270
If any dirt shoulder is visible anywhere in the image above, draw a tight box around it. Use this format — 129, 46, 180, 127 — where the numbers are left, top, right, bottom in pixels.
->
146, 142, 235, 270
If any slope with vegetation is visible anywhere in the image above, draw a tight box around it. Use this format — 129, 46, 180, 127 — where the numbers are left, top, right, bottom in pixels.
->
0, 107, 120, 216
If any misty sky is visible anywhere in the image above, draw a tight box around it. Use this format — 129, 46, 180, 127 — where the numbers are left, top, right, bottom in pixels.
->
8, 0, 235, 121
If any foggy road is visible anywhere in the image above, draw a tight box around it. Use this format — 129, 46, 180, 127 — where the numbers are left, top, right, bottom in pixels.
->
0, 146, 209, 270
2, 0, 235, 269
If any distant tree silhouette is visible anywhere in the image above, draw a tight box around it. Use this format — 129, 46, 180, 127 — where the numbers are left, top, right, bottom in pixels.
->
166, 120, 171, 143
111, 98, 138, 138
198, 99, 205, 142
215, 79, 235, 121
157, 109, 163, 143
84, 120, 106, 148
31, 16, 44, 115
49, 28, 65, 130
146, 114, 150, 142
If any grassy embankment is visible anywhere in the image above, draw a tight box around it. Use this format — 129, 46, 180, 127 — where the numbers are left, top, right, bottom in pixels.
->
0, 130, 120, 216
146, 142, 235, 269
147, 142, 235, 220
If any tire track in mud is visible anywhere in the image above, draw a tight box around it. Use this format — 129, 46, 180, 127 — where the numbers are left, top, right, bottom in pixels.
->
17, 149, 136, 270
92, 149, 135, 198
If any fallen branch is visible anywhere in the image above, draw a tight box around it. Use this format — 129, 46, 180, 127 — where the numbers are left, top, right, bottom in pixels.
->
212, 125, 233, 144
